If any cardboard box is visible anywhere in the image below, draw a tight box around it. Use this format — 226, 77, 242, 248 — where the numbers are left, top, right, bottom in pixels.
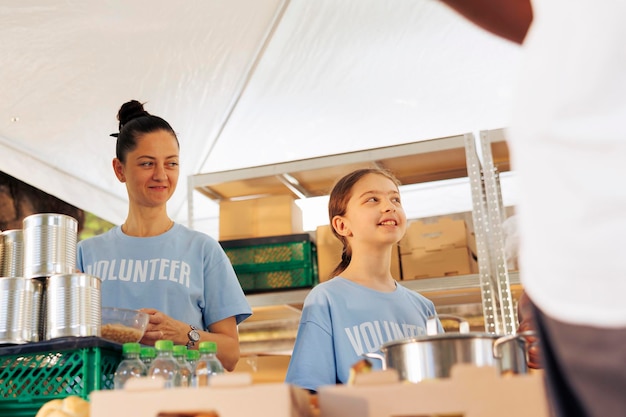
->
219, 195, 303, 240
316, 224, 401, 282
401, 246, 478, 280
90, 374, 309, 417
233, 355, 291, 384
318, 365, 550, 417
399, 217, 476, 255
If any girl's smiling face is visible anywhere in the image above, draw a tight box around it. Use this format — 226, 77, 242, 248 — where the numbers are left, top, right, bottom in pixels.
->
335, 172, 407, 245
114, 129, 180, 209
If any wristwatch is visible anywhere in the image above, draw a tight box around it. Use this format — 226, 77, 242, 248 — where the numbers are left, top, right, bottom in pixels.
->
186, 325, 200, 348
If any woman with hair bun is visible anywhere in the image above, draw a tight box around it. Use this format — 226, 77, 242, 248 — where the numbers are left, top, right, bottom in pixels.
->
285, 168, 441, 392
77, 100, 251, 371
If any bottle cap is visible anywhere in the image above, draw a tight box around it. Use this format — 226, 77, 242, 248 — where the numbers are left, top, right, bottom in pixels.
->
140, 346, 156, 359
187, 349, 200, 361
198, 341, 218, 353
122, 342, 141, 354
155, 340, 174, 351
173, 345, 188, 357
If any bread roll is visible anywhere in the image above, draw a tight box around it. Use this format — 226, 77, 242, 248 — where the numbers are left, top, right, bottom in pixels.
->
35, 396, 89, 417
347, 358, 373, 385
35, 399, 64, 417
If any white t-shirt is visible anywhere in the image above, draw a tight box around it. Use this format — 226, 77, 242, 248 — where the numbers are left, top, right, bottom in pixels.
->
508, 0, 626, 326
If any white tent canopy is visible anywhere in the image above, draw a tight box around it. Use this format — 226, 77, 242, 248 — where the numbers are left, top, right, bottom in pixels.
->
0, 0, 520, 232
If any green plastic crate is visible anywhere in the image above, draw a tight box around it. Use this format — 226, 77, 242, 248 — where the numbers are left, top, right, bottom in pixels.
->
220, 234, 318, 293
235, 264, 317, 293
0, 337, 122, 417
221, 233, 314, 270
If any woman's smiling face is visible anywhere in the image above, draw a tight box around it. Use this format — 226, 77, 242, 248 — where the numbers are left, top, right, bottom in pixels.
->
115, 129, 180, 209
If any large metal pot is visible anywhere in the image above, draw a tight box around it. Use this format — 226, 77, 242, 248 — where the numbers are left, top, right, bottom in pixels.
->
363, 315, 533, 383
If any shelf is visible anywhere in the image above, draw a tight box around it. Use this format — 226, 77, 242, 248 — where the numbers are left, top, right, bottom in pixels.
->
246, 289, 311, 309
406, 273, 522, 307
188, 134, 469, 202
245, 272, 521, 309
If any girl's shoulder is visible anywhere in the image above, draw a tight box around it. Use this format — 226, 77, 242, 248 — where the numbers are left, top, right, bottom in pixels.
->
305, 277, 392, 305
312, 277, 355, 290
307, 278, 341, 293
396, 284, 436, 306
304, 278, 351, 300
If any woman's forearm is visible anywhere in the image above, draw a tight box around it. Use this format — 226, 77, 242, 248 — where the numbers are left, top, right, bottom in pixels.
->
206, 316, 242, 371
198, 329, 241, 372
439, 0, 533, 44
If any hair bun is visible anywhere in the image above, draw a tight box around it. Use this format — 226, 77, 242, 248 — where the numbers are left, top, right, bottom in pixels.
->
116, 100, 150, 131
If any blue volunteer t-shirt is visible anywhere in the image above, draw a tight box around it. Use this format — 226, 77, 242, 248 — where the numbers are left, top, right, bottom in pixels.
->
285, 277, 439, 391
77, 223, 251, 329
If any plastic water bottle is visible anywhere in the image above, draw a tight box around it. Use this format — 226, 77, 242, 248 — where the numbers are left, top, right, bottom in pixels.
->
195, 341, 224, 386
140, 346, 156, 368
173, 345, 193, 388
148, 340, 181, 388
114, 342, 147, 389
186, 349, 200, 387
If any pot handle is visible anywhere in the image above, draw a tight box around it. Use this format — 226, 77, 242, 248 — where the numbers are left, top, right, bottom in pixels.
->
493, 330, 537, 359
362, 352, 386, 370
427, 314, 470, 335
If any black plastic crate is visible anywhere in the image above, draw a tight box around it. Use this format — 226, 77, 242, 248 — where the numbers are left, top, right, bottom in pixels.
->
0, 337, 122, 417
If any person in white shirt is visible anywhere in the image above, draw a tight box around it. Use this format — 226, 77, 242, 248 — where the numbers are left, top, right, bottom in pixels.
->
439, 1, 626, 416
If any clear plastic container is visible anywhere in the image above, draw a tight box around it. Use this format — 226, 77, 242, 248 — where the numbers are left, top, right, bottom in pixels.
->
195, 341, 224, 387
148, 340, 181, 388
113, 342, 147, 389
173, 345, 193, 388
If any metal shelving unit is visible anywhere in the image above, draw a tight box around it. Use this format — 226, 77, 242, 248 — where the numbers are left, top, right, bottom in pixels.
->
187, 129, 517, 335
479, 129, 517, 335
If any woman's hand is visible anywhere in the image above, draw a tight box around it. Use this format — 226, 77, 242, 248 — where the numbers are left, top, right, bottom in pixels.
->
139, 308, 189, 346
138, 308, 242, 371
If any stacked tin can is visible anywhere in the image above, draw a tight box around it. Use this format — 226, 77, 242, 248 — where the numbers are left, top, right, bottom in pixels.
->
0, 229, 24, 278
0, 213, 101, 345
0, 228, 38, 344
